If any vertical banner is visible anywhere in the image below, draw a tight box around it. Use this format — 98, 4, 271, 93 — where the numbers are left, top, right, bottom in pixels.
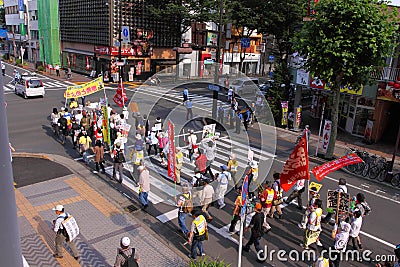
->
281, 101, 288, 126
167, 120, 176, 182
241, 175, 249, 217
294, 106, 302, 130
101, 102, 110, 145
320, 120, 332, 154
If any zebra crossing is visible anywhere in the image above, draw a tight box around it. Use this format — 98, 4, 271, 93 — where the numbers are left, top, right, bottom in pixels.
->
137, 86, 232, 110
3, 80, 70, 92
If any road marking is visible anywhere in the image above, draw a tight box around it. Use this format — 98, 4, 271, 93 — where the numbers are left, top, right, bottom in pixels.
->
156, 208, 179, 223
360, 231, 396, 248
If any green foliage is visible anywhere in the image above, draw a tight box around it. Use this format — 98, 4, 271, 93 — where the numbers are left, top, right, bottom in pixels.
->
266, 64, 287, 125
147, 0, 218, 35
15, 59, 22, 65
189, 256, 231, 267
295, 0, 398, 88
37, 65, 45, 72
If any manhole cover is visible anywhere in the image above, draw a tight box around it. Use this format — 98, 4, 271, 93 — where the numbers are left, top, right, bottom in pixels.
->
125, 205, 139, 213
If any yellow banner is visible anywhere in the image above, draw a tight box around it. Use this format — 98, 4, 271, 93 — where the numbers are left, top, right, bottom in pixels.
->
325, 83, 363, 96
101, 105, 110, 145
63, 77, 104, 99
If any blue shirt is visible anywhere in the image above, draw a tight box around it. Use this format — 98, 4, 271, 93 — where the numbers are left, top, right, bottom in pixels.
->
186, 101, 193, 109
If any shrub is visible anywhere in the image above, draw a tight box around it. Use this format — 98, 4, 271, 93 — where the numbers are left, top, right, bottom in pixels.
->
37, 66, 44, 72
189, 256, 231, 267
15, 58, 22, 65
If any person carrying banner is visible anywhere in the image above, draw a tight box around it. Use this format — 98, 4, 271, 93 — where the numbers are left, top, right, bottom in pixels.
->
298, 186, 321, 229
301, 199, 323, 250
247, 161, 259, 198
52, 205, 79, 260
321, 178, 347, 224
284, 179, 305, 210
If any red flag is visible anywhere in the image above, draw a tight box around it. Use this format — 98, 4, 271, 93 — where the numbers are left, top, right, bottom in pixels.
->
280, 131, 310, 192
312, 153, 363, 181
113, 80, 128, 107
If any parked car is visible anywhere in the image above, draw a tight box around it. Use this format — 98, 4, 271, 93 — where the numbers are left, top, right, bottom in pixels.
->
14, 73, 45, 99
229, 78, 259, 95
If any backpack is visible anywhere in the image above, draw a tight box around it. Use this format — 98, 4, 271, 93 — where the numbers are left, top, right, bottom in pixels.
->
115, 149, 126, 163
361, 201, 371, 216
182, 193, 193, 214
120, 248, 139, 267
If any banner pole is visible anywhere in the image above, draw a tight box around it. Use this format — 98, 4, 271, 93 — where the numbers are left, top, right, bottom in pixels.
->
315, 102, 325, 156
307, 128, 310, 205
238, 216, 244, 267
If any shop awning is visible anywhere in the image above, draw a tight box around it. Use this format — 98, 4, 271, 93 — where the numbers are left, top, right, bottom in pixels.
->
63, 48, 94, 56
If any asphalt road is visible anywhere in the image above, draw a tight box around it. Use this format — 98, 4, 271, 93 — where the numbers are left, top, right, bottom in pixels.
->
4, 70, 400, 266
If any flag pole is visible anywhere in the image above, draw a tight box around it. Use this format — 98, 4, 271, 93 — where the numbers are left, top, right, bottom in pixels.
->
306, 128, 310, 205
238, 216, 244, 267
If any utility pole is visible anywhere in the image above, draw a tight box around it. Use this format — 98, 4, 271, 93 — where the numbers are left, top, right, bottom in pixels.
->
0, 60, 23, 266
118, 1, 123, 82
212, 0, 223, 119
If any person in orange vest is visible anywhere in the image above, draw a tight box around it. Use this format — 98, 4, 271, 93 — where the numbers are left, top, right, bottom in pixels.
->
258, 181, 275, 229
228, 188, 242, 234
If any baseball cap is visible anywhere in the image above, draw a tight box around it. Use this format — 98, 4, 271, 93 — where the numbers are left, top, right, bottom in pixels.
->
52, 204, 64, 211
121, 237, 130, 247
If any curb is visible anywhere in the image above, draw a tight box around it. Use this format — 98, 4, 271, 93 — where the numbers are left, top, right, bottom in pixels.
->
13, 152, 50, 160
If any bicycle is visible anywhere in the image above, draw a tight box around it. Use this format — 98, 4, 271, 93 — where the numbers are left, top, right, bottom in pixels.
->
367, 156, 387, 179
391, 172, 400, 187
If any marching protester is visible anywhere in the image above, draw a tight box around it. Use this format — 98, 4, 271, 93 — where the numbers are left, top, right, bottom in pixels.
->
353, 192, 371, 217
51, 108, 60, 138
176, 184, 192, 236
112, 142, 125, 183
52, 204, 79, 260
92, 139, 105, 174
247, 161, 259, 198
187, 129, 198, 162
321, 178, 347, 224
201, 138, 217, 178
229, 187, 242, 234
270, 172, 283, 219
301, 199, 323, 250
330, 218, 351, 267
200, 178, 214, 222
175, 147, 184, 185
78, 130, 92, 165
158, 131, 168, 166
227, 153, 239, 190
188, 209, 208, 260
130, 134, 145, 180
194, 149, 207, 175
284, 178, 305, 210
216, 165, 232, 209
243, 202, 266, 262
146, 128, 159, 156
349, 208, 363, 251
259, 181, 275, 224
138, 164, 150, 210
113, 237, 140, 267
299, 186, 321, 230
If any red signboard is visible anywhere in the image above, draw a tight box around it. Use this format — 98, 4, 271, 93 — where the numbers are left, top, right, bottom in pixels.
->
94, 46, 110, 55
312, 153, 363, 181
280, 132, 310, 192
167, 121, 176, 182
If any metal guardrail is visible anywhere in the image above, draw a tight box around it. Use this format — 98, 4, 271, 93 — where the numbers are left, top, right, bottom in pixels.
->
370, 67, 400, 81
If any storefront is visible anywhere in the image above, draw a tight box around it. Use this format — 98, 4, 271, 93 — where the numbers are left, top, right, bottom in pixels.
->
62, 49, 95, 75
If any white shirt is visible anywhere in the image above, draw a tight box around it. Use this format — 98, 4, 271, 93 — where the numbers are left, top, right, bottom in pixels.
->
337, 185, 348, 194
349, 217, 362, 237
188, 134, 197, 148
74, 113, 83, 125
201, 184, 214, 201
228, 88, 233, 96
294, 179, 305, 191
218, 171, 231, 186
53, 212, 68, 232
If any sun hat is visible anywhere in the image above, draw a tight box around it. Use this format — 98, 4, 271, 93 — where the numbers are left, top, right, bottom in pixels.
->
121, 237, 130, 247
52, 204, 64, 211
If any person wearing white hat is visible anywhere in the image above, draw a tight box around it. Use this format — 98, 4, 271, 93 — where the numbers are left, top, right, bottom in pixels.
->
114, 236, 140, 267
227, 154, 239, 190
138, 165, 150, 209
52, 205, 79, 260
329, 218, 351, 267
122, 106, 129, 122
247, 161, 258, 198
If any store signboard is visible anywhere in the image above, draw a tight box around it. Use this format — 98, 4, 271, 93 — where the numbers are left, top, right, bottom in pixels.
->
320, 120, 332, 154
206, 32, 218, 46
296, 69, 309, 86
309, 76, 363, 95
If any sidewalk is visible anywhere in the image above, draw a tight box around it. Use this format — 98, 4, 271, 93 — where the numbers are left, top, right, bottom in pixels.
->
14, 153, 186, 267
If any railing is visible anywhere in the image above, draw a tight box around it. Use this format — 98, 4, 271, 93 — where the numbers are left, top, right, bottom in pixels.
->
370, 67, 400, 81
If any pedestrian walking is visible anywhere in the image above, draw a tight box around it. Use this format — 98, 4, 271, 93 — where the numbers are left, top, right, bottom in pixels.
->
227, 154, 239, 190
55, 64, 60, 77
176, 184, 192, 236
349, 209, 363, 251
67, 67, 72, 79
92, 140, 105, 174
322, 178, 347, 224
201, 138, 216, 178
51, 108, 60, 138
243, 202, 266, 262
138, 165, 150, 209
113, 237, 140, 267
301, 199, 323, 250
183, 87, 189, 102
247, 161, 259, 198
227, 88, 233, 103
353, 192, 371, 217
217, 103, 225, 124
284, 179, 305, 210
112, 142, 125, 183
1, 61, 5, 76
216, 165, 231, 209
187, 210, 208, 260
52, 205, 79, 260
194, 149, 207, 175
186, 98, 193, 120
58, 115, 68, 145
146, 128, 159, 156
235, 110, 242, 134
158, 131, 168, 166
298, 186, 321, 230
270, 172, 283, 219
200, 179, 214, 221
175, 147, 184, 185
288, 111, 295, 129
228, 188, 242, 234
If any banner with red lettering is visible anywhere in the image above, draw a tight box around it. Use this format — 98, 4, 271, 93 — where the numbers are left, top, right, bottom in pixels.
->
312, 153, 363, 181
280, 131, 310, 192
113, 80, 128, 107
167, 120, 176, 182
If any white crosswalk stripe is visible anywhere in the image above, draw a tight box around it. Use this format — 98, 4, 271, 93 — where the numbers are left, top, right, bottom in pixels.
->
3, 80, 69, 92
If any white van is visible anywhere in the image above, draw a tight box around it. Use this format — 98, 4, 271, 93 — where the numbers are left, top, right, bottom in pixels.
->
229, 78, 259, 95
14, 74, 45, 99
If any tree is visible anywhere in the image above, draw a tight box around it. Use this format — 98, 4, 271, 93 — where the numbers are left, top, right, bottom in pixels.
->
295, 0, 398, 159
